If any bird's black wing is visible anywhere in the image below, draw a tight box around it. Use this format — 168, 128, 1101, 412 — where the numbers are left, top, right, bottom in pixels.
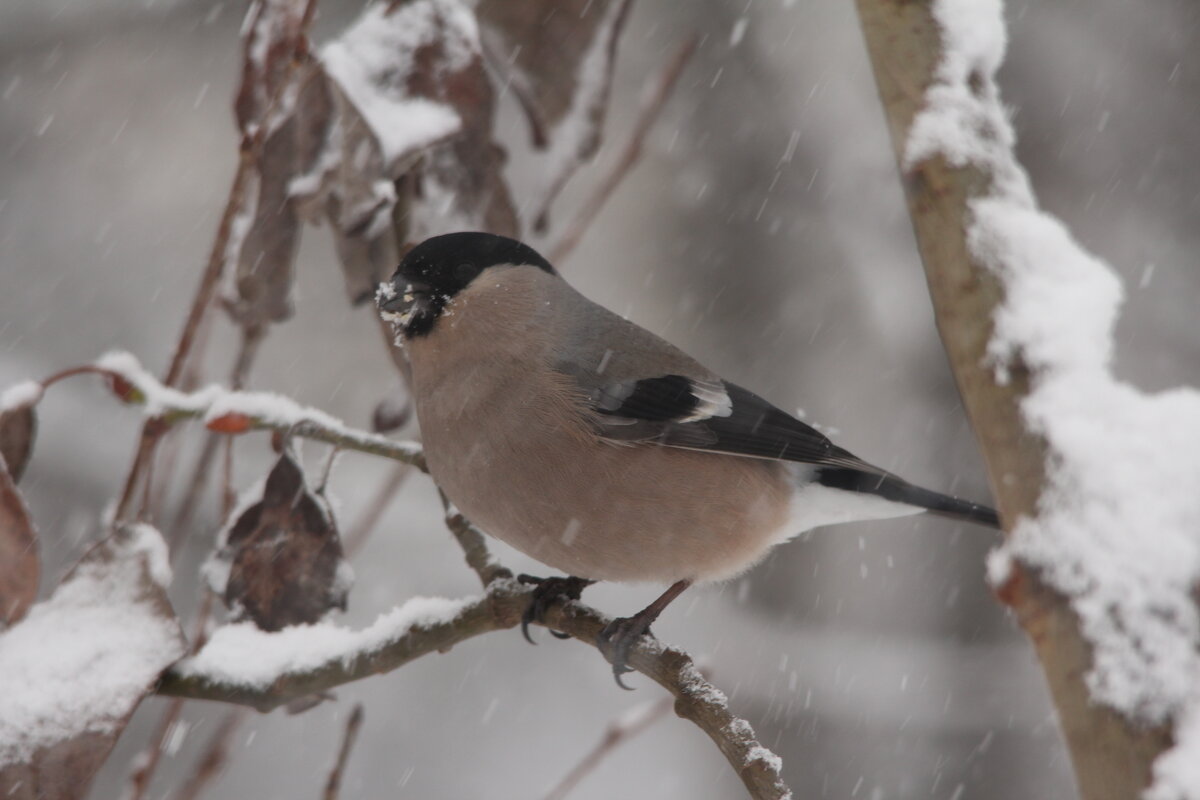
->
588, 375, 1000, 528
589, 375, 881, 473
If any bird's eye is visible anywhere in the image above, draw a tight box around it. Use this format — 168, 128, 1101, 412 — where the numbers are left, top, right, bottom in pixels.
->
454, 262, 476, 281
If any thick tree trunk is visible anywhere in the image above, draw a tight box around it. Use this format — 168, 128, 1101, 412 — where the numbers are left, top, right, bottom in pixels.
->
852, 2, 1172, 798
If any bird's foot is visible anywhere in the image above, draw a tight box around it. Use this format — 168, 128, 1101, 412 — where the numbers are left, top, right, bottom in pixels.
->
596, 615, 656, 690
595, 580, 692, 689
517, 574, 593, 644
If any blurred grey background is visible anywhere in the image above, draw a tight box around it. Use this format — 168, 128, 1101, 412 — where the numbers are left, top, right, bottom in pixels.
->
1, 0, 1197, 798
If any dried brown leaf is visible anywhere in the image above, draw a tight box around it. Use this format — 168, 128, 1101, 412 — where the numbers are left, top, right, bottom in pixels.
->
0, 525, 184, 799
236, 0, 312, 138
227, 0, 318, 327
0, 405, 36, 485
233, 117, 303, 325
402, 4, 518, 237
0, 461, 37, 627
312, 0, 517, 266
219, 449, 350, 631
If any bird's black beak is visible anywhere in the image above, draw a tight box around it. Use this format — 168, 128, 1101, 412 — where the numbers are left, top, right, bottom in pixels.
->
377, 278, 429, 314
377, 277, 442, 338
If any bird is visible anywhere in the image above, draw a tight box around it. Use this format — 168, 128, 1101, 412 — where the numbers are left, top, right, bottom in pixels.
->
378, 231, 1000, 686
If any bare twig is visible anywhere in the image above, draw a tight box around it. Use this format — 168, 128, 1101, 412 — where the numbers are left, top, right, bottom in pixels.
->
172, 709, 245, 800
157, 580, 791, 799
88, 355, 426, 470
126, 589, 221, 800
127, 698, 185, 800
542, 692, 680, 800
111, 154, 256, 525
167, 434, 221, 557
438, 490, 512, 587
168, 322, 265, 556
549, 34, 698, 264
322, 705, 365, 800
343, 463, 414, 556
113, 416, 171, 524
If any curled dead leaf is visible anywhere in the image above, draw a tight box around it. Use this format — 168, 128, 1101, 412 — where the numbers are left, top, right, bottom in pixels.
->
0, 463, 37, 628
0, 405, 36, 485
214, 448, 351, 631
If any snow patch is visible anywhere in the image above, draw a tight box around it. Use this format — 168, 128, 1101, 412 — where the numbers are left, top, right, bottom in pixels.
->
0, 526, 185, 767
320, 1, 474, 166
176, 595, 475, 689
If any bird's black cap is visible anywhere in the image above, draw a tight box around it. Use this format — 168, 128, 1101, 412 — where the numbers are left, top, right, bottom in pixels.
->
396, 232, 554, 295
381, 232, 556, 337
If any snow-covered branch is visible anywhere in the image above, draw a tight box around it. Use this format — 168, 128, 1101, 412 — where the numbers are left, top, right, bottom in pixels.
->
90, 352, 425, 469
855, 1, 1200, 798
158, 577, 791, 800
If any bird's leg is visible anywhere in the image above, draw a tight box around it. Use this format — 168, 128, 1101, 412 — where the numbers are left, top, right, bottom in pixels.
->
598, 579, 692, 689
517, 574, 594, 644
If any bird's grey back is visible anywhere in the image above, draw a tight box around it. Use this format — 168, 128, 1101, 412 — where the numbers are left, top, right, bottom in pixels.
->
545, 278, 719, 396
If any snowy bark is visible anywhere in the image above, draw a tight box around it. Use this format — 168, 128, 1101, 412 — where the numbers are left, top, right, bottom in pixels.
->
855, 2, 1182, 798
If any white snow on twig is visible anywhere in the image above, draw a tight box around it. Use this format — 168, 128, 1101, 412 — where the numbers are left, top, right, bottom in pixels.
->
0, 525, 184, 767
175, 595, 476, 688
911, 2, 1200, 797
93, 350, 422, 462
320, 0, 475, 166
0, 380, 42, 412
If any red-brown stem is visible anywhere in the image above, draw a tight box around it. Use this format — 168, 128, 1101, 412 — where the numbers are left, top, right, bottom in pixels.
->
127, 589, 220, 800
343, 464, 414, 556
541, 695, 677, 800
322, 705, 365, 800
172, 709, 245, 800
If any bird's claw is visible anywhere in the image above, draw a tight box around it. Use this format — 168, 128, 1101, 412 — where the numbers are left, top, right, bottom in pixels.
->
597, 616, 653, 690
517, 574, 591, 644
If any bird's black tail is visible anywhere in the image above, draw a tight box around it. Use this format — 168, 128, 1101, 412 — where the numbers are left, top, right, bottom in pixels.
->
816, 467, 1000, 529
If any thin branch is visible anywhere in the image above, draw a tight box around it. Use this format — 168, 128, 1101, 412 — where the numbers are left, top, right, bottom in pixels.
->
127, 698, 185, 800
322, 705, 365, 800
113, 417, 171, 524
127, 589, 221, 800
548, 34, 698, 264
167, 322, 265, 556
343, 463, 413, 556
167, 434, 221, 558
438, 490, 512, 587
156, 580, 791, 800
172, 709, 245, 800
542, 692, 678, 800
86, 355, 426, 470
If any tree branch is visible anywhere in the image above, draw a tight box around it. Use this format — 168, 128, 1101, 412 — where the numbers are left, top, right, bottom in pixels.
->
853, 2, 1172, 798
86, 353, 426, 470
323, 704, 364, 800
156, 579, 791, 800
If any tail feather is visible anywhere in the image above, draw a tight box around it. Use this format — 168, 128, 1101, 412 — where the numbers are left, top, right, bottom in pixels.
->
816, 467, 1000, 529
